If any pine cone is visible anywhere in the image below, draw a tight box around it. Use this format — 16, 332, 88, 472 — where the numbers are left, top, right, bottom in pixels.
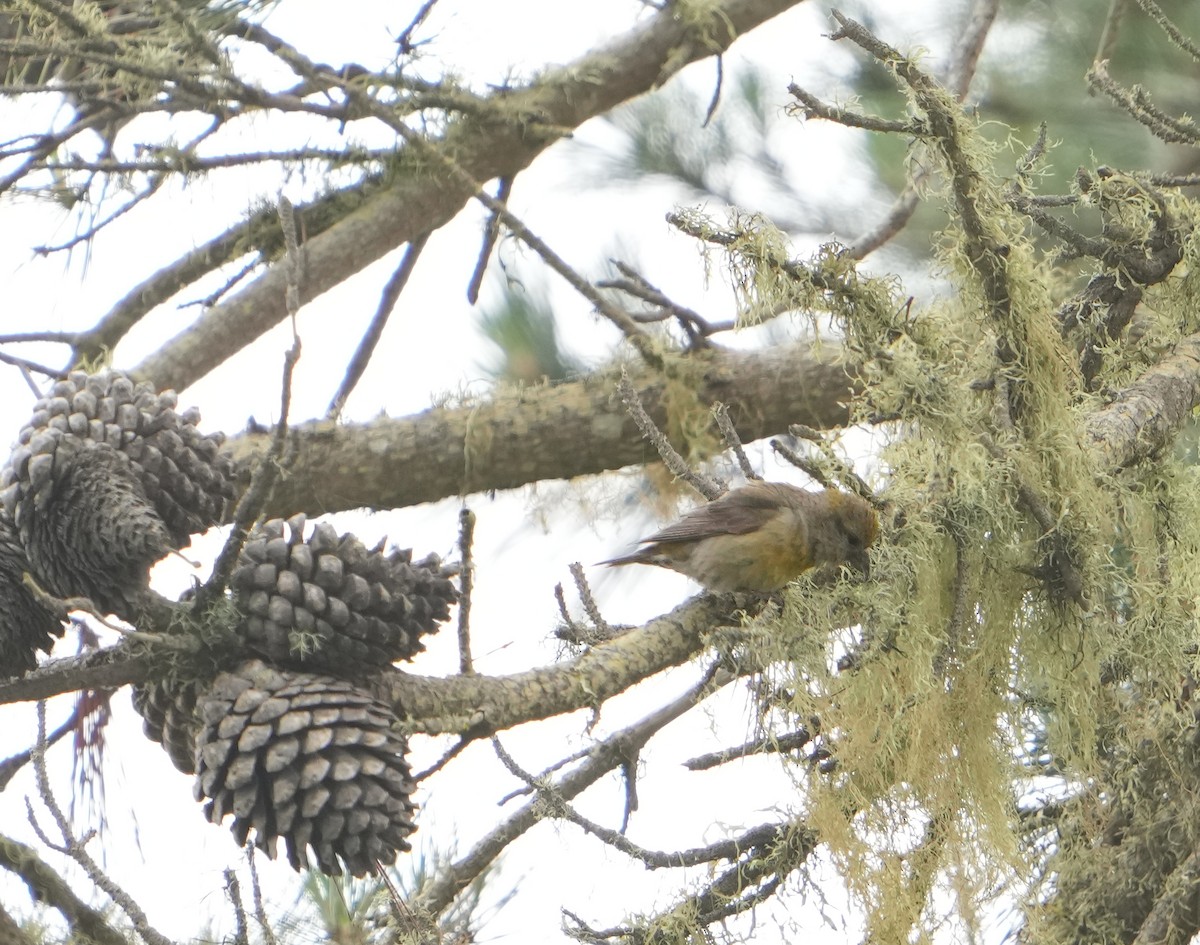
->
0, 369, 236, 549
131, 677, 201, 775
0, 370, 236, 615
229, 515, 457, 677
18, 444, 172, 615
194, 659, 417, 876
0, 512, 63, 677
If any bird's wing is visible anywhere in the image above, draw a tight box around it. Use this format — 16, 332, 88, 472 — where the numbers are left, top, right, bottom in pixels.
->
639, 486, 787, 545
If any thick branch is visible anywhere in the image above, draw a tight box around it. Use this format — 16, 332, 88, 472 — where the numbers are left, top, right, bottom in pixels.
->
0, 646, 150, 703
380, 594, 736, 734
222, 342, 858, 517
130, 0, 808, 393
0, 594, 738, 741
207, 322, 1200, 518
1084, 331, 1200, 471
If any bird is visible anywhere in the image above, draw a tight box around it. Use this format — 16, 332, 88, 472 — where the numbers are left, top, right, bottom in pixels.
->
601, 481, 879, 593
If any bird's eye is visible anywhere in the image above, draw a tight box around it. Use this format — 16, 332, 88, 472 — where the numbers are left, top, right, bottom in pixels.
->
846, 534, 861, 548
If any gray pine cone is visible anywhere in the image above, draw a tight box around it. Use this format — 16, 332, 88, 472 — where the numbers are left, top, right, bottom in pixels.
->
230, 515, 457, 677
0, 512, 63, 677
131, 677, 202, 775
0, 370, 236, 616
0, 369, 236, 550
19, 444, 172, 615
194, 659, 416, 876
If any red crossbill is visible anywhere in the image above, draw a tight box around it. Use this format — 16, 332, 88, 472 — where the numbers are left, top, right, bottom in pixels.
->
602, 481, 879, 593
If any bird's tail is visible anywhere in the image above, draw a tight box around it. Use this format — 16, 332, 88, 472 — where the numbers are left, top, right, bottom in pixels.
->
597, 551, 649, 568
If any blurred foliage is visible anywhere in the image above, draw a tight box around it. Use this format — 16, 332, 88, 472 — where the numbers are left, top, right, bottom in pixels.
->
476, 287, 583, 386
282, 841, 511, 945
581, 0, 1200, 259
585, 68, 839, 236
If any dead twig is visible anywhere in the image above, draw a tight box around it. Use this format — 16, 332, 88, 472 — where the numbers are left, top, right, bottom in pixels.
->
616, 370, 723, 500
328, 232, 430, 420
457, 508, 476, 675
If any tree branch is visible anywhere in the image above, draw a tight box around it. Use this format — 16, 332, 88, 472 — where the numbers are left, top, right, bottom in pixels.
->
1085, 330, 1200, 471
129, 0, 810, 393
404, 662, 730, 921
1133, 845, 1200, 945
0, 834, 130, 945
0, 593, 743, 741
380, 593, 741, 735
221, 341, 859, 517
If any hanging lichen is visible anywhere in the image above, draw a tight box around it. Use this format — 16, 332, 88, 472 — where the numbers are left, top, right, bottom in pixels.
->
684, 34, 1200, 938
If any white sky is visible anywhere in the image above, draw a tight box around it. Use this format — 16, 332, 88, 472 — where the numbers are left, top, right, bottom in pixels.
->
0, 2, 991, 943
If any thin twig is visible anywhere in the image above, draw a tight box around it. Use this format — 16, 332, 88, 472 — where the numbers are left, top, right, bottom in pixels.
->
413, 736, 473, 783
684, 727, 815, 771
597, 261, 726, 345
943, 0, 1000, 100
304, 63, 665, 368
21, 575, 151, 637
789, 424, 877, 503
1087, 60, 1200, 145
0, 331, 77, 345
398, 666, 734, 911
36, 170, 171, 254
616, 370, 723, 500
496, 738, 606, 805
327, 232, 430, 420
1096, 0, 1133, 64
786, 84, 925, 135
0, 702, 80, 791
769, 439, 833, 488
396, 0, 443, 54
245, 844, 277, 945
563, 810, 809, 941
30, 703, 176, 945
1133, 0, 1200, 60
554, 575, 629, 646
1008, 188, 1112, 260
0, 351, 68, 381
807, 0, 997, 259
448, 164, 660, 365
457, 508, 476, 675
554, 582, 581, 633
618, 751, 639, 832
564, 805, 786, 870
466, 176, 513, 304
186, 256, 262, 310
491, 736, 545, 788
833, 7, 1024, 394
196, 198, 303, 607
1013, 122, 1050, 186
712, 403, 758, 480
224, 869, 249, 945
702, 53, 724, 126
568, 563, 609, 634
846, 179, 924, 260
